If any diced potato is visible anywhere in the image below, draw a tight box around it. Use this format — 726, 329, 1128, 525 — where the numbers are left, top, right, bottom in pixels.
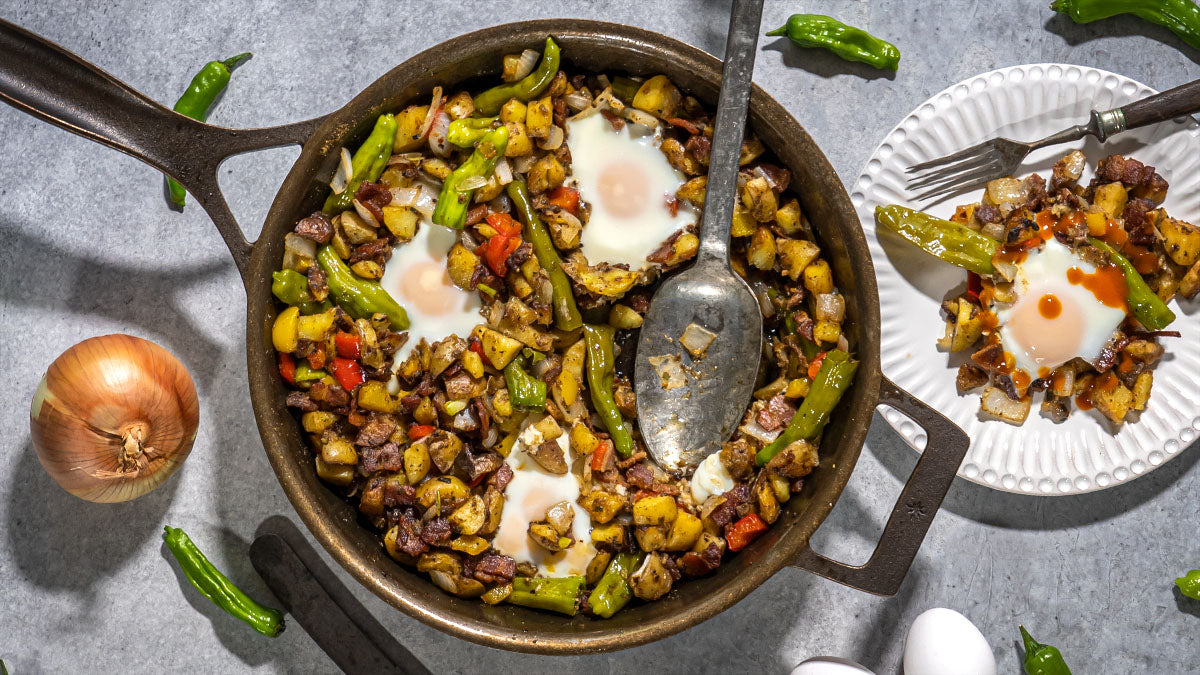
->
443, 91, 475, 120
562, 253, 640, 297
417, 551, 462, 575
445, 243, 480, 291
503, 121, 533, 157
339, 211, 378, 245
591, 522, 627, 549
482, 487, 505, 534
528, 522, 573, 551
586, 551, 613, 586
676, 176, 707, 207
803, 259, 834, 295
739, 137, 766, 165
525, 95, 553, 139
579, 490, 624, 524
951, 300, 982, 352
741, 177, 778, 222
404, 442, 431, 485
322, 437, 358, 466
330, 228, 352, 259
272, 306, 300, 353
449, 495, 487, 535
1131, 371, 1153, 411
283, 233, 316, 273
559, 340, 586, 407
477, 326, 524, 369
427, 430, 465, 473
980, 386, 1032, 424
351, 260, 383, 281
532, 414, 563, 442
1085, 210, 1108, 237
731, 205, 757, 237
461, 349, 484, 379
777, 239, 820, 280
664, 511, 702, 551
302, 411, 338, 433
383, 526, 410, 562
1159, 216, 1200, 267
633, 495, 678, 526
421, 158, 453, 180
635, 525, 668, 551
382, 205, 419, 240
527, 155, 565, 194
775, 198, 807, 235
499, 98, 527, 124
413, 396, 437, 425
393, 104, 430, 152
315, 456, 355, 486
767, 470, 791, 503
416, 475, 469, 509
747, 227, 777, 270
755, 477, 780, 524
1093, 182, 1128, 220
450, 535, 490, 556
660, 137, 700, 175
632, 75, 682, 119
629, 553, 673, 601
297, 307, 337, 342
543, 209, 582, 250
658, 232, 699, 267
813, 320, 841, 344
481, 583, 512, 605
569, 422, 601, 456
1092, 380, 1134, 424
608, 304, 644, 329
1180, 259, 1200, 299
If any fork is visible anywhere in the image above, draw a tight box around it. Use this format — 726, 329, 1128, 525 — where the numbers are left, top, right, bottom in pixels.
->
906, 77, 1200, 203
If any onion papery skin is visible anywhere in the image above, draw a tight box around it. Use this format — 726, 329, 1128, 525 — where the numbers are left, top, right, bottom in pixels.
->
30, 335, 200, 503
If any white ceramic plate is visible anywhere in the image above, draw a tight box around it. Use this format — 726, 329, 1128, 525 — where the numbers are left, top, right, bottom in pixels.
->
852, 64, 1200, 495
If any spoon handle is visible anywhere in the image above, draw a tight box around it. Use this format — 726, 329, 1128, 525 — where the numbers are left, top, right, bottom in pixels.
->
696, 0, 764, 267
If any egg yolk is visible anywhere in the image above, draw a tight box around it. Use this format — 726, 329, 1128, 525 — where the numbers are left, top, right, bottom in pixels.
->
400, 260, 461, 316
597, 161, 652, 218
1006, 290, 1084, 371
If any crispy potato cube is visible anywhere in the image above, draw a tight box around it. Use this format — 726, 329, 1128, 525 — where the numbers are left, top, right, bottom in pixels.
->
503, 121, 533, 157
443, 91, 475, 120
357, 380, 400, 413
1093, 182, 1128, 220
803, 259, 834, 295
635, 525, 668, 551
633, 495, 678, 526
477, 327, 523, 369
450, 535, 490, 556
382, 205, 419, 240
741, 177, 778, 222
747, 227, 777, 270
525, 95, 553, 139
499, 98, 527, 124
778, 239, 820, 280
980, 386, 1032, 424
813, 320, 841, 344
579, 490, 624, 524
731, 206, 757, 237
302, 411, 338, 433
562, 253, 640, 297
421, 157, 453, 180
676, 176, 707, 207
664, 511, 703, 551
590, 522, 627, 549
321, 436, 358, 466
461, 349, 484, 379
775, 198, 807, 235
393, 104, 430, 152
417, 551, 462, 575
630, 553, 673, 600
449, 495, 487, 535
339, 211, 377, 244
1085, 210, 1108, 237
272, 306, 300, 353
632, 75, 682, 119
404, 442, 431, 485
351, 260, 383, 280
416, 475, 469, 509
755, 477, 781, 524
527, 155, 565, 194
1092, 380, 1133, 423
660, 137, 701, 175
446, 243, 480, 291
739, 137, 766, 165
1180, 259, 1200, 299
1158, 216, 1200, 267
951, 301, 982, 352
315, 456, 355, 486
660, 232, 699, 267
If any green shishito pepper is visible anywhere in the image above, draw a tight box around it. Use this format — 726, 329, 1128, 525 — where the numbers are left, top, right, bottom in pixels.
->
323, 113, 398, 215
316, 245, 409, 330
1089, 238, 1176, 330
162, 526, 285, 638
164, 52, 252, 208
433, 126, 509, 229
507, 575, 584, 616
447, 116, 499, 148
587, 552, 644, 618
875, 205, 999, 275
509, 179, 583, 331
474, 37, 561, 115
294, 362, 327, 383
503, 355, 546, 409
767, 14, 900, 71
1176, 569, 1200, 600
757, 350, 858, 466
271, 269, 331, 315
582, 324, 635, 457
1019, 626, 1072, 675
1052, 0, 1200, 52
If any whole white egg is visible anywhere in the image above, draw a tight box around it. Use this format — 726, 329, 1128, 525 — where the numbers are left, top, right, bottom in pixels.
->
790, 656, 875, 675
902, 608, 996, 675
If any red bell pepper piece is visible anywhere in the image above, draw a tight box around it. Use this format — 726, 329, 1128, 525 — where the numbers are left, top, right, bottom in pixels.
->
966, 272, 982, 304
546, 186, 580, 216
409, 424, 435, 441
725, 513, 767, 552
468, 338, 493, 368
485, 212, 523, 237
807, 351, 827, 380
479, 233, 522, 277
590, 440, 613, 472
335, 331, 362, 360
277, 352, 296, 384
330, 357, 365, 391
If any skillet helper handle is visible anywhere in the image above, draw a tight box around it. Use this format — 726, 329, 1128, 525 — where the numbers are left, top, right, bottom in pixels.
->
1094, 78, 1200, 141
0, 18, 322, 278
791, 376, 968, 596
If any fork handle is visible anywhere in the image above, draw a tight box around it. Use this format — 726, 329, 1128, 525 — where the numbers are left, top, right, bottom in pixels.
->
1097, 78, 1200, 141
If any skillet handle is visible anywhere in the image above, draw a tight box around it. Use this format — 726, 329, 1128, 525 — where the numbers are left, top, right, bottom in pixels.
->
0, 18, 324, 280
790, 376, 968, 596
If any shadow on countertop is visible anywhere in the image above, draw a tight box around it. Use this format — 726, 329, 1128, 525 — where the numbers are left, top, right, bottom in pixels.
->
1044, 12, 1200, 68
761, 38, 898, 82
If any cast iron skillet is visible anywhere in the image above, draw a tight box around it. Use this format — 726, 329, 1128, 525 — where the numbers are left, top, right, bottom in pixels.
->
0, 18, 969, 654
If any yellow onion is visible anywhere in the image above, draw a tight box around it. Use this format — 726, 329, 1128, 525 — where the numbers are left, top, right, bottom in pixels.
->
30, 334, 200, 502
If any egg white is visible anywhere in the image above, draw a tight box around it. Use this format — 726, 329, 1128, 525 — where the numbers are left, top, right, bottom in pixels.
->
380, 219, 484, 372
995, 238, 1126, 376
566, 113, 697, 270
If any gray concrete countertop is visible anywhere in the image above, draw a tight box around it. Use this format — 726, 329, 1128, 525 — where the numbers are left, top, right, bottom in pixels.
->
2, 1, 1197, 672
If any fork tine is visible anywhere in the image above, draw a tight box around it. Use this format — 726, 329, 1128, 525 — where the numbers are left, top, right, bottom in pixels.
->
906, 141, 992, 173
910, 161, 1002, 203
906, 153, 1000, 190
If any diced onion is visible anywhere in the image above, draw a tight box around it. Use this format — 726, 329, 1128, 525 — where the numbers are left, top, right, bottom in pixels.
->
428, 111, 451, 157
754, 165, 779, 191
564, 92, 592, 112
411, 183, 439, 220
353, 199, 380, 227
510, 49, 539, 82
537, 125, 564, 151
513, 155, 536, 174
621, 107, 659, 129
456, 175, 489, 192
1051, 366, 1074, 397
981, 221, 1005, 241
418, 86, 444, 140
567, 105, 600, 123
330, 147, 353, 194
815, 294, 845, 322
390, 185, 419, 207
738, 418, 781, 445
593, 87, 624, 112
388, 151, 424, 166
750, 280, 775, 318
494, 157, 513, 185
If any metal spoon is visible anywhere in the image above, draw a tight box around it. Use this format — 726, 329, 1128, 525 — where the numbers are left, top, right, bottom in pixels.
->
634, 0, 764, 473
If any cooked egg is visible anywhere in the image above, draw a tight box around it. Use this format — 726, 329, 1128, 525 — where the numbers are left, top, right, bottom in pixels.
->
996, 238, 1127, 378
491, 418, 595, 576
902, 608, 996, 675
566, 113, 697, 270
380, 219, 484, 370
